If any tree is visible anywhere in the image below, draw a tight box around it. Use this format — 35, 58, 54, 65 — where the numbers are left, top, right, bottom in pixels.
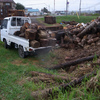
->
41, 7, 49, 13
16, 3, 25, 10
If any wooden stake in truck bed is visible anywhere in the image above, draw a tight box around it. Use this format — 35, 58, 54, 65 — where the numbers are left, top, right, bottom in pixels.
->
0, 16, 52, 58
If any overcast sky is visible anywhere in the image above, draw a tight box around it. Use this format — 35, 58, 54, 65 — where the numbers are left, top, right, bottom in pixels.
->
14, 0, 100, 11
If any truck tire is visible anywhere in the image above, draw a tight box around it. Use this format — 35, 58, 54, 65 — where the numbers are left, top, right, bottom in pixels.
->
4, 40, 8, 49
18, 46, 26, 58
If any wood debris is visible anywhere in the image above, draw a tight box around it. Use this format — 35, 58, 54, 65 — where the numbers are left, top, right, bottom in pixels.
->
31, 70, 97, 100
14, 23, 57, 48
61, 17, 100, 49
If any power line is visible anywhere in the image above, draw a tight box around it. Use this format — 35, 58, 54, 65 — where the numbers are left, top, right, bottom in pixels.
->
25, 3, 51, 11
69, 0, 78, 4
82, 2, 100, 9
25, 3, 45, 6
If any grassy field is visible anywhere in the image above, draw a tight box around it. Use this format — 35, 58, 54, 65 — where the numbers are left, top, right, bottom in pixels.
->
38, 15, 99, 24
0, 41, 57, 100
56, 15, 99, 23
0, 15, 100, 100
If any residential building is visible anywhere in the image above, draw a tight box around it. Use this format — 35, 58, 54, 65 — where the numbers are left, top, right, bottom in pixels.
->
0, 0, 16, 24
95, 10, 100, 14
25, 8, 40, 16
0, 0, 16, 9
55, 11, 67, 15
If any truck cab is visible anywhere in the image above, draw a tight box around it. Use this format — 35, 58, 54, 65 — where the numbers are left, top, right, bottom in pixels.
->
1, 16, 31, 37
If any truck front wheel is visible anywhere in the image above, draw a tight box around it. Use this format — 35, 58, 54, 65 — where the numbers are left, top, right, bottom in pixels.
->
4, 40, 8, 49
18, 46, 26, 58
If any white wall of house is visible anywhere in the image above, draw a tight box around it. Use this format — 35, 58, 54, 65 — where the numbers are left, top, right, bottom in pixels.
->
29, 12, 40, 16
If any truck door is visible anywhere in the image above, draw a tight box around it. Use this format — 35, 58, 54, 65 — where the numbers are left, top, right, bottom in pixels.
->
1, 19, 8, 41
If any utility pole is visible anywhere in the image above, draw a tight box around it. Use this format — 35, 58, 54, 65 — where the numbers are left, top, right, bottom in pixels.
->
66, 0, 69, 16
79, 0, 81, 16
54, 0, 55, 15
49, 5, 50, 11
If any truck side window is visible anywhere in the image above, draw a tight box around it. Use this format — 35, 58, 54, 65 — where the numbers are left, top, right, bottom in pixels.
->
17, 18, 24, 26
25, 20, 28, 23
21, 19, 24, 26
1, 19, 8, 29
11, 18, 16, 26
17, 18, 21, 26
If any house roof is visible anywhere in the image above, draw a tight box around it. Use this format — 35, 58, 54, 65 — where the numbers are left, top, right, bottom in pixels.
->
28, 9, 39, 12
0, 0, 15, 3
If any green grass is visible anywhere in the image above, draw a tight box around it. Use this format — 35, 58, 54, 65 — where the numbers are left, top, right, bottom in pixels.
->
0, 41, 57, 100
38, 15, 99, 24
56, 15, 99, 23
53, 87, 100, 100
53, 71, 100, 100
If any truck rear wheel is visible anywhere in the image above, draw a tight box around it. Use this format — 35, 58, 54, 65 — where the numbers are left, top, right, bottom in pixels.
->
18, 46, 26, 58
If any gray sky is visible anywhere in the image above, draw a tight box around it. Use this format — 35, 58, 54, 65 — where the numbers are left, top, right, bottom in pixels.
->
14, 0, 100, 11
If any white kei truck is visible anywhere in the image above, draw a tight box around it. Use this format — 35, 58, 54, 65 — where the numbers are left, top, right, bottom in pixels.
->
0, 16, 52, 58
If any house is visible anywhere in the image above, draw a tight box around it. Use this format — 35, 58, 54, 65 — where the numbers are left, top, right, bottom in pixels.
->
95, 10, 100, 14
0, 0, 16, 24
25, 8, 40, 16
55, 11, 66, 15
0, 0, 16, 9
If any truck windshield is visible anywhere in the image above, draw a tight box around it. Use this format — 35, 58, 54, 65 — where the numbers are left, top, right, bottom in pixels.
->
1, 19, 8, 29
